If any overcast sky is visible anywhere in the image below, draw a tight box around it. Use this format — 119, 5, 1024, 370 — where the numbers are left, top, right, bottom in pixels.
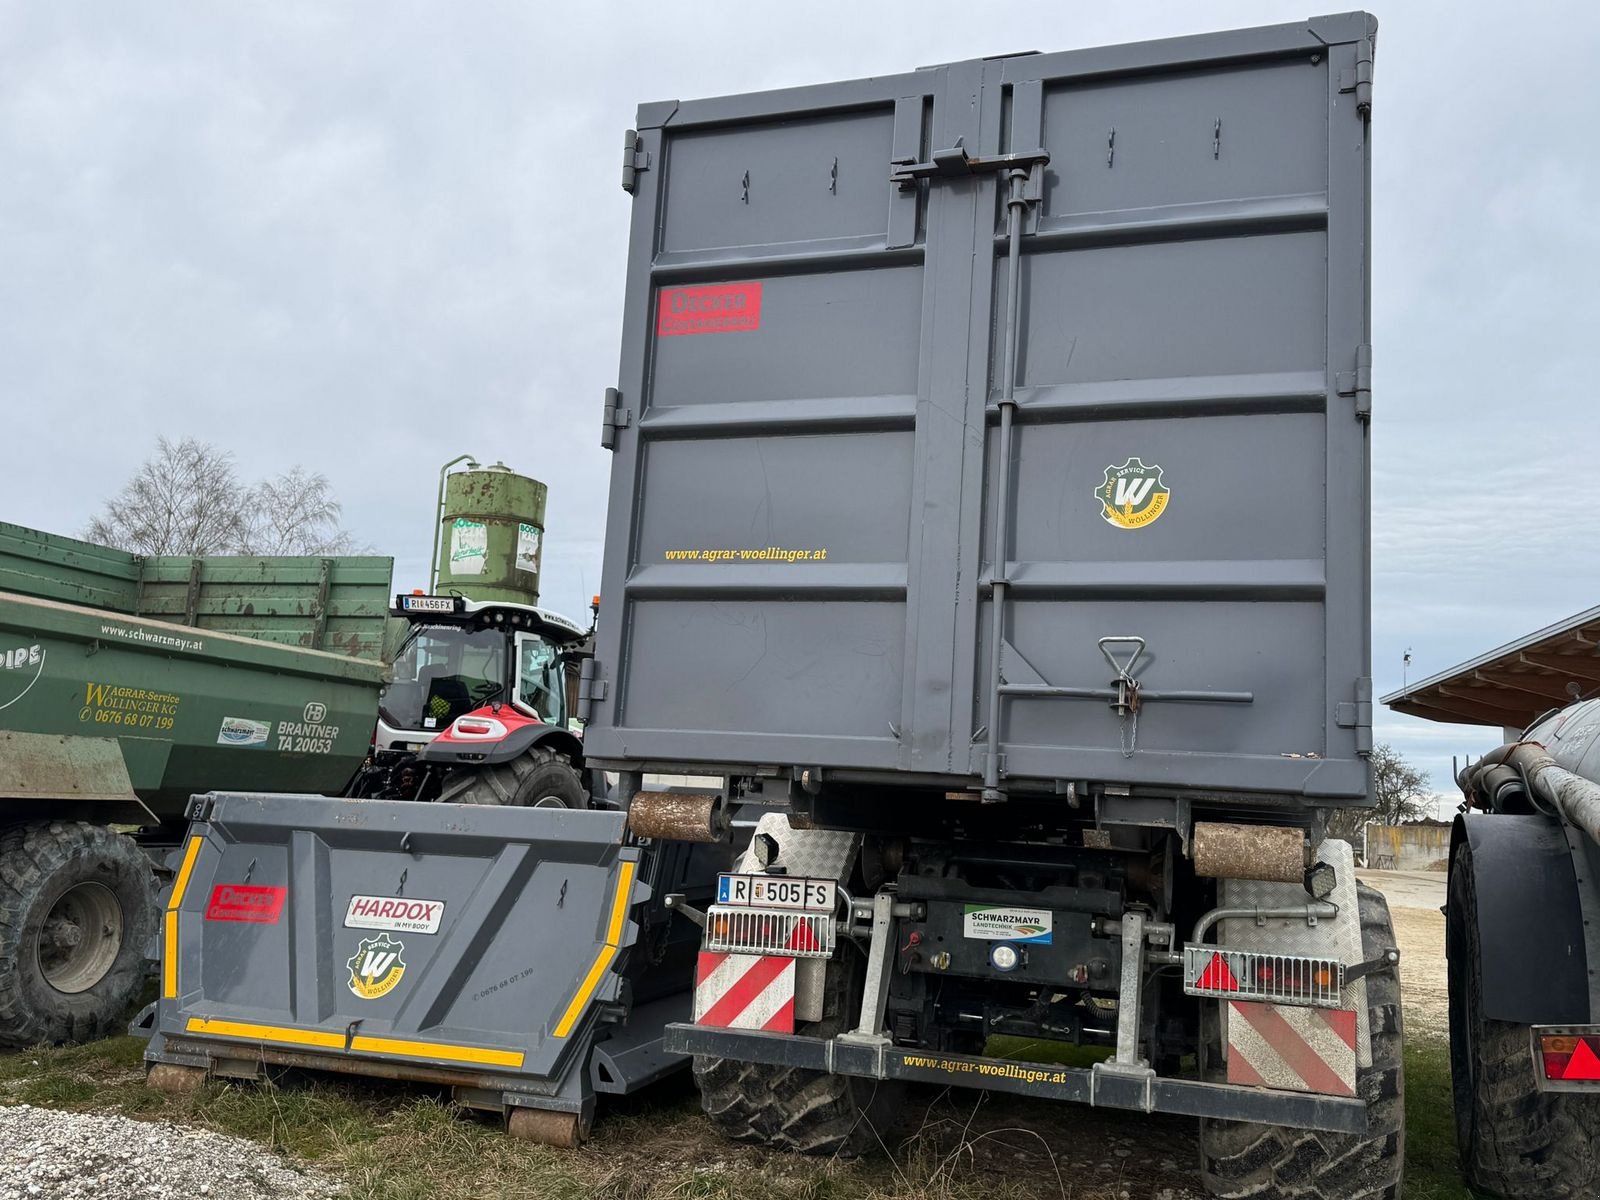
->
3, 2, 1597, 796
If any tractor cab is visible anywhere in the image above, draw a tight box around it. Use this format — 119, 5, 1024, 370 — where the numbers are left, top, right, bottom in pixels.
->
377, 593, 589, 748
347, 594, 592, 801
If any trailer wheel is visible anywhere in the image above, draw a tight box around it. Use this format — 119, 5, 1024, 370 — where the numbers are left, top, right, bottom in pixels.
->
1198, 882, 1404, 1200
436, 748, 587, 809
692, 955, 902, 1156
1448, 842, 1600, 1198
0, 821, 158, 1049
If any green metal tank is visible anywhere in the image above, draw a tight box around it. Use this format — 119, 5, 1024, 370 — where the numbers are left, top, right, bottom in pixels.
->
435, 462, 546, 606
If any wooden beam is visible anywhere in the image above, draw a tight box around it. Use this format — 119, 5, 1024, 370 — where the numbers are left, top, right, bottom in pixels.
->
1519, 652, 1600, 683
1435, 685, 1542, 721
1473, 670, 1574, 702
1393, 696, 1509, 727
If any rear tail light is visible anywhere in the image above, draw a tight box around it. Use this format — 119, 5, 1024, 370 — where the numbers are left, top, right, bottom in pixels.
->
704, 905, 832, 959
1183, 946, 1344, 1008
1537, 1029, 1600, 1086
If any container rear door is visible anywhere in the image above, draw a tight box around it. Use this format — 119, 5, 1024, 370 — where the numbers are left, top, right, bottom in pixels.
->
972, 18, 1374, 799
591, 64, 993, 776
591, 15, 1374, 801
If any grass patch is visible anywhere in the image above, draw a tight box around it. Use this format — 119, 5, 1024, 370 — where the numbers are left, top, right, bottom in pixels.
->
1404, 1038, 1474, 1200
2, 1032, 1477, 1199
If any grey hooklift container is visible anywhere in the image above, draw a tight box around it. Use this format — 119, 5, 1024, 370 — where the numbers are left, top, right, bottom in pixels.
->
587, 13, 1375, 804
142, 793, 720, 1137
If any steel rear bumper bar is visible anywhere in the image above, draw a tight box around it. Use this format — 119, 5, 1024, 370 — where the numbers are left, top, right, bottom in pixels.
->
662, 1023, 1369, 1134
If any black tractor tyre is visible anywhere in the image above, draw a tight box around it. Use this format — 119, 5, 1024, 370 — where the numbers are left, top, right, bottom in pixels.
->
436, 748, 587, 809
0, 821, 159, 1049
692, 953, 904, 1157
1199, 882, 1405, 1200
1447, 842, 1600, 1198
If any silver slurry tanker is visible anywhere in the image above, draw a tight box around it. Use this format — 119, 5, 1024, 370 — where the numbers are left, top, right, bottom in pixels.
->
586, 14, 1401, 1199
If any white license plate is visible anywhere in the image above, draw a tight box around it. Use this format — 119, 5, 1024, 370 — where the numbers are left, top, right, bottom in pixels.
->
402, 596, 456, 613
717, 874, 835, 912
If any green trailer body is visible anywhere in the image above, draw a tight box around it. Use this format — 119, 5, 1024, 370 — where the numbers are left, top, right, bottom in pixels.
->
0, 593, 388, 820
0, 522, 395, 823
0, 521, 394, 661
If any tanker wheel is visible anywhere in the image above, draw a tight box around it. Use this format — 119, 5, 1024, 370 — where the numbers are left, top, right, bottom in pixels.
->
692, 953, 904, 1157
506, 1107, 586, 1147
0, 821, 159, 1049
1198, 882, 1404, 1200
1447, 842, 1600, 1198
436, 748, 586, 809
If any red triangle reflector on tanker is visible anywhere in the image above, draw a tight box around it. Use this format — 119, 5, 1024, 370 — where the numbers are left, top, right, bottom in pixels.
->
786, 920, 820, 953
1565, 1038, 1600, 1081
1197, 952, 1240, 991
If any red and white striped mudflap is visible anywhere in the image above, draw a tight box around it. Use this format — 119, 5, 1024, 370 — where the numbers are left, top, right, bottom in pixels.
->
1227, 1001, 1358, 1096
693, 952, 796, 1033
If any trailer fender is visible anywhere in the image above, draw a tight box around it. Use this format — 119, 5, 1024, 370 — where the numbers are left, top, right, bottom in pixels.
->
1451, 813, 1590, 1024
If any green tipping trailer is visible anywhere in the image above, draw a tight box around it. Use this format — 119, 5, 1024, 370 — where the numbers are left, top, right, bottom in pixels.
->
0, 522, 393, 1048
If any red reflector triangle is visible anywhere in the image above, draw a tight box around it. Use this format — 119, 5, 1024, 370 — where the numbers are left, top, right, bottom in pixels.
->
1563, 1038, 1600, 1080
786, 921, 819, 953
1197, 952, 1240, 992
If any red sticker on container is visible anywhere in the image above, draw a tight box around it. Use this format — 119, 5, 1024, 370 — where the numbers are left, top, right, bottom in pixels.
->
205, 884, 287, 924
658, 282, 763, 337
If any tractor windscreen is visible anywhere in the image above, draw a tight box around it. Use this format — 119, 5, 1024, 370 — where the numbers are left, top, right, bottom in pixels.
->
380, 625, 508, 732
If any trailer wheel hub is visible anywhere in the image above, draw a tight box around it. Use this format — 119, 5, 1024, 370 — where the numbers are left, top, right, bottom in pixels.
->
37, 881, 124, 994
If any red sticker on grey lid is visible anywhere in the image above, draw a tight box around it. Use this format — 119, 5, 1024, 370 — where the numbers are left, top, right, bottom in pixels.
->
205, 884, 287, 924
657, 282, 763, 337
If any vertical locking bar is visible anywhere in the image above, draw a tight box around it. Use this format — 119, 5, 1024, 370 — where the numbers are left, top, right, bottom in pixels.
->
982, 165, 1033, 803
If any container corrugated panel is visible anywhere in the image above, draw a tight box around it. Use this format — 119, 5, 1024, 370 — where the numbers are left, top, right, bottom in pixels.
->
0, 522, 393, 662
589, 15, 1375, 801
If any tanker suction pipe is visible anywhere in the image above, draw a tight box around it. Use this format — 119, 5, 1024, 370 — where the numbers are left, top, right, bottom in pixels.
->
1466, 742, 1600, 846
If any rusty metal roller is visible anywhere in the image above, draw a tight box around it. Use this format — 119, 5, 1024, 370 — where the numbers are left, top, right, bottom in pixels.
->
1192, 821, 1305, 884
627, 791, 727, 842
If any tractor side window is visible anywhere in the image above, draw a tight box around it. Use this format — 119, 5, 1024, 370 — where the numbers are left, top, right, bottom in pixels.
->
516, 636, 566, 726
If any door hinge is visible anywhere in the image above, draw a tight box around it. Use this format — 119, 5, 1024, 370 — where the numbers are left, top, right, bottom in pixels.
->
601, 387, 632, 450
1336, 343, 1372, 420
1335, 677, 1374, 754
621, 129, 652, 194
577, 658, 609, 722
1338, 37, 1374, 117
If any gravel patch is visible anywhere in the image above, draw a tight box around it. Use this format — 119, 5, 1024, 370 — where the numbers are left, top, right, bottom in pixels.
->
0, 1103, 340, 1200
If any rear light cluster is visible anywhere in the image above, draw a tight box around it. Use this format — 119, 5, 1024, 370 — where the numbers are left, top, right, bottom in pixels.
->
1538, 1030, 1600, 1084
705, 906, 833, 959
1183, 946, 1344, 1008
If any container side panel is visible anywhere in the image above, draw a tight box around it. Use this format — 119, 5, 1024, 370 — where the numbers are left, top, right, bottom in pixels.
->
651, 267, 923, 408
661, 109, 898, 254
621, 601, 905, 741
1040, 60, 1327, 218
1009, 234, 1327, 387
635, 432, 914, 566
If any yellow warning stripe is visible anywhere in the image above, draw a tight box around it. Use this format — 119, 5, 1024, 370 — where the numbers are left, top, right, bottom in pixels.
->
552, 859, 637, 1038
183, 1017, 525, 1069
163, 836, 205, 998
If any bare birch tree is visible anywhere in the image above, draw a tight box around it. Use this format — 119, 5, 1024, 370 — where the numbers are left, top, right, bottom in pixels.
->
87, 439, 360, 557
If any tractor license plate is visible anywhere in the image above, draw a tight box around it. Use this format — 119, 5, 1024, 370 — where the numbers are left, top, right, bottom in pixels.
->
717, 874, 835, 912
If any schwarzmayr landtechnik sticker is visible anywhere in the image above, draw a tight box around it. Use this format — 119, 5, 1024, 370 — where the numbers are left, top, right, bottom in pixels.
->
962, 904, 1053, 945
1096, 458, 1171, 530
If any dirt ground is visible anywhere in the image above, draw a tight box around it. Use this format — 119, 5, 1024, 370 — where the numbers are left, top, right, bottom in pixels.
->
1358, 869, 1449, 1040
